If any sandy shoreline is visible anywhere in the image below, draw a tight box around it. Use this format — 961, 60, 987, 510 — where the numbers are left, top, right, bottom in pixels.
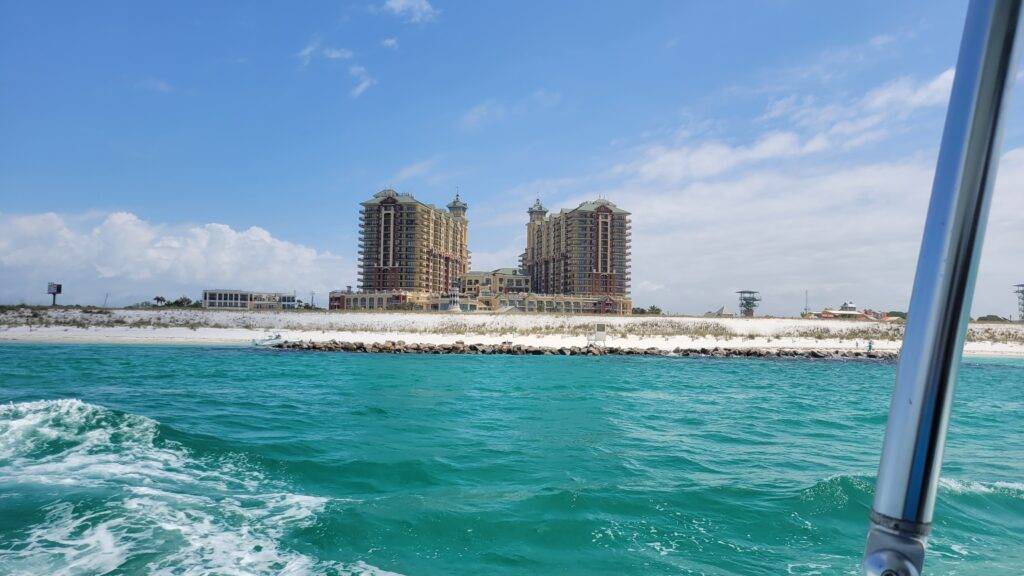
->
2, 309, 1022, 357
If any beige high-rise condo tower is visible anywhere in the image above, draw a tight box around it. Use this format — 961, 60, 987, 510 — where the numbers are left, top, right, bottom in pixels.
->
358, 189, 469, 294
521, 198, 632, 313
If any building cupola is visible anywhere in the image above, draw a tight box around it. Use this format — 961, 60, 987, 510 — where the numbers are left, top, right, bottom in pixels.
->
447, 192, 468, 218
528, 198, 547, 222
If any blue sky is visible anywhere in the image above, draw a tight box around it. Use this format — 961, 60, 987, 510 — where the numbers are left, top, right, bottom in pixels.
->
1, 0, 1022, 315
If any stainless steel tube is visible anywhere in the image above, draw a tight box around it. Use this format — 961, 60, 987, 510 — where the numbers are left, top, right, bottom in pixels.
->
863, 1, 1022, 575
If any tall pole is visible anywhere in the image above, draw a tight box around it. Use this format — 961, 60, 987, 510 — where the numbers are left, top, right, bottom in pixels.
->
863, 1, 1022, 575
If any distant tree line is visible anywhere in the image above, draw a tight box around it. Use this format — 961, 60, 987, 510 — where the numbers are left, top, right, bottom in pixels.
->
976, 314, 1011, 322
632, 305, 663, 315
144, 296, 202, 309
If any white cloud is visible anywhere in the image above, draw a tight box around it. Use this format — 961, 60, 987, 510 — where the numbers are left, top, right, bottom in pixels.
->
459, 102, 505, 130
458, 89, 562, 131
349, 65, 376, 98
480, 66, 1020, 316
617, 131, 826, 184
601, 158, 936, 313
390, 158, 438, 183
136, 78, 173, 93
559, 146, 1021, 316
322, 47, 354, 60
470, 242, 525, 272
0, 212, 347, 306
296, 37, 371, 97
862, 68, 954, 110
763, 29, 910, 86
381, 37, 399, 50
381, 0, 438, 23
297, 37, 322, 67
761, 68, 954, 148
869, 34, 896, 48
531, 89, 562, 108
297, 37, 354, 67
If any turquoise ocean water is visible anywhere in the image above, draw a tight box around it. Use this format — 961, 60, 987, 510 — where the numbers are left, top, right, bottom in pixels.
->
0, 344, 1021, 575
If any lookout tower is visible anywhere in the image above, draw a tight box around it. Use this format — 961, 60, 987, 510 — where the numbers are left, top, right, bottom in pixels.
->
737, 290, 761, 317
1016, 284, 1024, 321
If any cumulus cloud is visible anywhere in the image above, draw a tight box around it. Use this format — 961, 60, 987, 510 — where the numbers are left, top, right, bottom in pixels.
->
564, 146, 1020, 316
600, 158, 935, 314
0, 212, 347, 306
381, 37, 399, 50
381, 0, 439, 23
482, 68, 1020, 316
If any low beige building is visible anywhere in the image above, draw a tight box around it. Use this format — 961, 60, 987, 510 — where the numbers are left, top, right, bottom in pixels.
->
328, 289, 432, 310
478, 292, 631, 314
328, 284, 631, 314
461, 268, 530, 299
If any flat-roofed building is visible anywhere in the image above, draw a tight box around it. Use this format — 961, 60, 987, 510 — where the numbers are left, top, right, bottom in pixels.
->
202, 290, 297, 310
358, 189, 469, 295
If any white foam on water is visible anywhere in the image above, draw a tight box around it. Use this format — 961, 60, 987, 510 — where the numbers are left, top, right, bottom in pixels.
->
0, 399, 402, 576
938, 477, 1024, 497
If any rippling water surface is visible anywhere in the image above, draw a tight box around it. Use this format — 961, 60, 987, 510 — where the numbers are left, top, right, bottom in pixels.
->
0, 344, 1021, 575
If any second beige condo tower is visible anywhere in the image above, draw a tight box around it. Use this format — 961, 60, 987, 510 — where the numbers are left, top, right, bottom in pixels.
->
520, 198, 631, 298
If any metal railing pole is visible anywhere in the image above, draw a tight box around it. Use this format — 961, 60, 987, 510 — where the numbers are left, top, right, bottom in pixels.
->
863, 1, 1022, 575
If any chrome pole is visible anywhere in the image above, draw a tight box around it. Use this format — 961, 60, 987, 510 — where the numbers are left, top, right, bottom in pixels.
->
863, 1, 1022, 575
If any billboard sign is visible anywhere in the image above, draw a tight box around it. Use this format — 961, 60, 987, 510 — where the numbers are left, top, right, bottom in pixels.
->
47, 282, 62, 295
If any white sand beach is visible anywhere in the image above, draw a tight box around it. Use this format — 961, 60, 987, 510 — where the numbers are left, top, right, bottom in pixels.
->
2, 308, 1022, 357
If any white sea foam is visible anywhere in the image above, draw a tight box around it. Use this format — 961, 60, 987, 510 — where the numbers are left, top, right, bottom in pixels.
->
0, 399, 401, 576
938, 477, 1024, 497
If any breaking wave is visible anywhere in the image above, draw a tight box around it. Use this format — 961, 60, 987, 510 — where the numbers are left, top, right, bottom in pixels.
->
0, 399, 401, 576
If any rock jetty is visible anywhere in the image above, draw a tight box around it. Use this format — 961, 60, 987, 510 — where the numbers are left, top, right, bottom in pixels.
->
271, 340, 896, 360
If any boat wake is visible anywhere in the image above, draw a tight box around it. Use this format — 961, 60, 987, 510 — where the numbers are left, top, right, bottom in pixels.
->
0, 399, 401, 576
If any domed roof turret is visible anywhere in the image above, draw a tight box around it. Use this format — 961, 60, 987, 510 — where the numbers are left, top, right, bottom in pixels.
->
447, 192, 468, 211
528, 198, 547, 214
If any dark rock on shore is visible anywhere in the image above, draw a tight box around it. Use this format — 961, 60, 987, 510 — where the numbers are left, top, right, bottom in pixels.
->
271, 340, 897, 361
